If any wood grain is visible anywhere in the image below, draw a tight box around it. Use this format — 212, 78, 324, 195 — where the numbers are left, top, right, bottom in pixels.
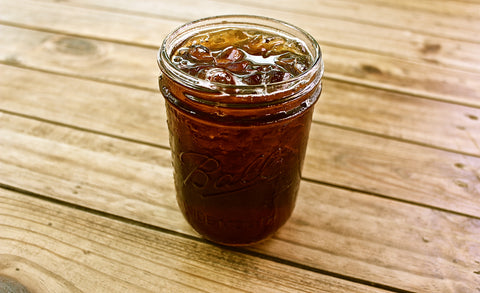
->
0, 63, 169, 147
45, 0, 480, 73
226, 0, 480, 42
1, 113, 479, 292
359, 0, 480, 19
1, 1, 480, 107
304, 124, 480, 218
1, 188, 390, 293
271, 181, 480, 293
317, 79, 480, 157
1, 26, 479, 157
1, 1, 480, 292
1, 64, 479, 217
322, 45, 480, 108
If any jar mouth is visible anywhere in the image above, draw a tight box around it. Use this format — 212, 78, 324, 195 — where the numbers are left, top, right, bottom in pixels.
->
157, 15, 324, 98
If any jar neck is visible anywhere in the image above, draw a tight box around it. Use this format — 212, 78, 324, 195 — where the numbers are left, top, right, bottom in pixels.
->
159, 73, 322, 125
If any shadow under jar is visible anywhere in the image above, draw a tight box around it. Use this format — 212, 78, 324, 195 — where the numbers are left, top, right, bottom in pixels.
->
158, 15, 323, 246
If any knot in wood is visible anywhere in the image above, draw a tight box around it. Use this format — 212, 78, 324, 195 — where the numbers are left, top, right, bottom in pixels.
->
0, 275, 31, 293
55, 37, 97, 56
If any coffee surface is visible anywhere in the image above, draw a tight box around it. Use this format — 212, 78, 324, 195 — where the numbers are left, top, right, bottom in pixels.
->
171, 28, 312, 85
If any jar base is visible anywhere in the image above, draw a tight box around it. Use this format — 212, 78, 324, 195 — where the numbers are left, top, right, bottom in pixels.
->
203, 233, 275, 247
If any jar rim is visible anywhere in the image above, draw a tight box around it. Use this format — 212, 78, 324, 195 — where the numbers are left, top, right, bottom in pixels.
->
157, 15, 323, 98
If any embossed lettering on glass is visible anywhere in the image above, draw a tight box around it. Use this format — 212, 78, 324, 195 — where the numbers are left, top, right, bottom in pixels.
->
158, 15, 323, 246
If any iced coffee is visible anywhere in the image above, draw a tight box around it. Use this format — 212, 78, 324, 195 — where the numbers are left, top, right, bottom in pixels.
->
158, 15, 323, 245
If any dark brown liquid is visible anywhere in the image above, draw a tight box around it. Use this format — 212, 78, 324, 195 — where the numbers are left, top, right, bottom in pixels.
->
171, 28, 311, 86
164, 102, 313, 245
160, 27, 317, 245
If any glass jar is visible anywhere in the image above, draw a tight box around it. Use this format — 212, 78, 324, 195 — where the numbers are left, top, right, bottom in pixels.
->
157, 15, 323, 246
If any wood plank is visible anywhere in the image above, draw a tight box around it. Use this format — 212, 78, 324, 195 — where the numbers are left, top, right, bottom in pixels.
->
362, 0, 480, 18
0, 0, 178, 47
0, 64, 169, 147
318, 41, 480, 109
1, 2, 479, 108
1, 27, 480, 157
0, 25, 155, 88
2, 1, 478, 292
317, 79, 480, 157
1, 114, 479, 292
1, 65, 479, 217
0, 112, 181, 231
35, 0, 480, 73
225, 0, 480, 42
303, 123, 480, 218
0, 189, 388, 293
268, 181, 480, 293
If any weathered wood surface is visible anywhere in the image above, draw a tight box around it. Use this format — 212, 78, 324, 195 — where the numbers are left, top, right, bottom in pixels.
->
1, 113, 479, 292
1, 1, 480, 107
1, 0, 479, 292
228, 0, 480, 42
37, 0, 480, 73
1, 65, 479, 218
2, 188, 392, 293
1, 26, 479, 157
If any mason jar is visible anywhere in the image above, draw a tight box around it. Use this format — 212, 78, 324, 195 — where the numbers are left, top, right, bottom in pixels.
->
157, 15, 323, 246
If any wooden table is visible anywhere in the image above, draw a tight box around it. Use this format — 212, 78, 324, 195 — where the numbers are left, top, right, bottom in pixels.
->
1, 1, 479, 292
